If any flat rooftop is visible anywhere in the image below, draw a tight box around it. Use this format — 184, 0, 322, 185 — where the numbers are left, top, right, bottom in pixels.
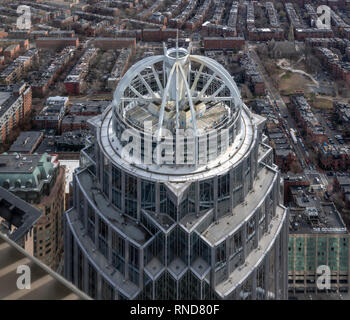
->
0, 91, 10, 106
9, 131, 43, 154
0, 154, 42, 174
289, 191, 348, 235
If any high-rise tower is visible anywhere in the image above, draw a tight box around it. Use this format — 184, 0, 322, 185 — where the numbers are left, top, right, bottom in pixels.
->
64, 46, 288, 300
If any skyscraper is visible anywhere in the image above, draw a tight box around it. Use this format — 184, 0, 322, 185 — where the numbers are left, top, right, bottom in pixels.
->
64, 46, 288, 300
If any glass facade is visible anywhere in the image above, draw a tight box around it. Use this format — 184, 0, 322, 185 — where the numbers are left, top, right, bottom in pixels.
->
64, 49, 289, 300
112, 166, 122, 209
66, 149, 288, 300
125, 174, 137, 219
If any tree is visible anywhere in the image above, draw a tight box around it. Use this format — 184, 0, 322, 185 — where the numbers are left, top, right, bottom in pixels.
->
290, 160, 302, 173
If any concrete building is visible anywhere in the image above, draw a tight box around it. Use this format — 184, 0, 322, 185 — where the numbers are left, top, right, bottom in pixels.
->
0, 153, 65, 270
288, 187, 350, 294
64, 46, 288, 300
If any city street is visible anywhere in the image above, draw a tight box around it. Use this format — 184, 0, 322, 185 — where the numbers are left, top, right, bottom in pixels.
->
248, 44, 315, 171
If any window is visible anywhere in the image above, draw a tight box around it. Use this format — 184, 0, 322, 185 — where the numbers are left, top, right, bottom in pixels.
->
215, 242, 226, 268
112, 166, 122, 209
88, 263, 97, 299
129, 244, 139, 269
141, 180, 155, 211
200, 180, 214, 211
112, 231, 125, 275
218, 174, 230, 217
218, 174, 230, 198
229, 231, 242, 257
98, 219, 108, 259
101, 278, 114, 300
87, 205, 95, 243
160, 184, 176, 221
125, 174, 137, 219
103, 169, 109, 198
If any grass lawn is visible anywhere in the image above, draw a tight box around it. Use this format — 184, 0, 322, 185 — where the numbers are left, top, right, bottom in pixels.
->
309, 97, 333, 110
278, 73, 313, 95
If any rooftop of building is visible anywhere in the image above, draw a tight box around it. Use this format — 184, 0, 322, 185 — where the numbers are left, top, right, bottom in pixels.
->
9, 131, 43, 154
69, 100, 109, 114
0, 153, 57, 190
289, 186, 347, 234
0, 186, 41, 242
36, 130, 91, 154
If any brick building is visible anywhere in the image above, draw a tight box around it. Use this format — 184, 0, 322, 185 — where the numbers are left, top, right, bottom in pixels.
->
64, 47, 98, 95
291, 95, 327, 143
36, 37, 79, 50
0, 83, 32, 144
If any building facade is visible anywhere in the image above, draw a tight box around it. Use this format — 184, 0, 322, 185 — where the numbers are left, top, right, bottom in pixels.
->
64, 46, 288, 300
0, 153, 65, 270
0, 83, 32, 144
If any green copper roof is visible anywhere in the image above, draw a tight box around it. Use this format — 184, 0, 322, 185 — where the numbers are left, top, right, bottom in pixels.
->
0, 153, 56, 190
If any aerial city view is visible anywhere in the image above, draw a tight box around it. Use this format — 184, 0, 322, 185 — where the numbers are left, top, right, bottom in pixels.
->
0, 0, 350, 307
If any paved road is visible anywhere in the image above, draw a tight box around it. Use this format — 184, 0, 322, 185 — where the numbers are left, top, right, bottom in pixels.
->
247, 45, 311, 170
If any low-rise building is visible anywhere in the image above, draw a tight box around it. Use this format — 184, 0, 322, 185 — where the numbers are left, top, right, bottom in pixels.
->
291, 95, 327, 143
34, 96, 69, 133
0, 48, 39, 84
31, 46, 77, 97
9, 131, 43, 154
68, 100, 109, 116
61, 115, 90, 132
36, 37, 79, 50
64, 47, 98, 95
0, 83, 32, 144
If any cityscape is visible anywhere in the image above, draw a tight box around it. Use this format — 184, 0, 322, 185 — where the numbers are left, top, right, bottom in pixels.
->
0, 0, 350, 304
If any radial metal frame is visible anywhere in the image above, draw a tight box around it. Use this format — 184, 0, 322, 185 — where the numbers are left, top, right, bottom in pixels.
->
112, 52, 243, 138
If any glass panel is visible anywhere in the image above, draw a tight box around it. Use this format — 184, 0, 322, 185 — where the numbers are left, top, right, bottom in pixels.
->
87, 204, 95, 243
98, 218, 108, 259
112, 230, 125, 276
125, 173, 137, 219
200, 180, 214, 211
141, 180, 155, 211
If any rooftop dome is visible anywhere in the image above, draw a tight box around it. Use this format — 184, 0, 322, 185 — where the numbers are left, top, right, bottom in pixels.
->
96, 45, 258, 177
112, 45, 242, 138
